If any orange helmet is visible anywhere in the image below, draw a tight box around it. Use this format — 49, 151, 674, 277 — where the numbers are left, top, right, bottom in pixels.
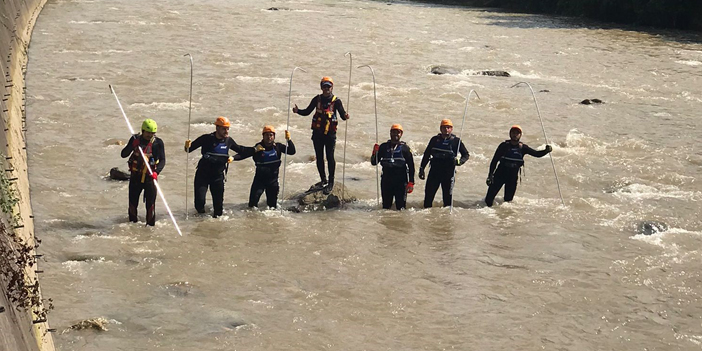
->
510, 125, 522, 133
390, 124, 403, 133
320, 76, 334, 88
262, 125, 276, 135
440, 119, 453, 127
215, 116, 231, 128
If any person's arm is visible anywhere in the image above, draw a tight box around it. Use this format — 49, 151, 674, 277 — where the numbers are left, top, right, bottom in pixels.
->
419, 137, 435, 170
403, 145, 415, 183
296, 96, 318, 116
154, 139, 166, 174
334, 99, 349, 120
121, 135, 138, 158
280, 140, 296, 155
234, 145, 256, 161
188, 134, 207, 153
488, 142, 507, 177
371, 143, 384, 166
227, 137, 245, 154
457, 140, 469, 165
522, 144, 551, 158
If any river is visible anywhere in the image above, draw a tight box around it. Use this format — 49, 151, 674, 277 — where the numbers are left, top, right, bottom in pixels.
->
25, 0, 702, 350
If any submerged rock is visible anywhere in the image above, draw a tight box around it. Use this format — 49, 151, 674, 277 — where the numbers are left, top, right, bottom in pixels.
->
162, 281, 198, 297
635, 221, 669, 235
290, 183, 357, 210
109, 167, 130, 181
478, 70, 510, 77
430, 65, 460, 75
66, 317, 111, 332
580, 98, 604, 105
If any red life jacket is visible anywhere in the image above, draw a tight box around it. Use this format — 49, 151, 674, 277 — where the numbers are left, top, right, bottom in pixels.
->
128, 136, 157, 183
311, 95, 338, 134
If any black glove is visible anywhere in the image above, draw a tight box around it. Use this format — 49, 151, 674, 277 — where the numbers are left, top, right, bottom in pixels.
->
545, 145, 553, 153
486, 176, 493, 186
418, 168, 425, 180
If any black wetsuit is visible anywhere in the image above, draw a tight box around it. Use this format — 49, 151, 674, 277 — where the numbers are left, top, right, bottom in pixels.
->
295, 94, 347, 185
419, 134, 469, 208
484, 140, 550, 207
188, 133, 245, 217
371, 141, 415, 210
238, 140, 296, 208
121, 134, 166, 226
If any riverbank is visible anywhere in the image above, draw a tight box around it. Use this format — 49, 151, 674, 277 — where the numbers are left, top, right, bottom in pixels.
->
406, 0, 702, 31
0, 1, 54, 351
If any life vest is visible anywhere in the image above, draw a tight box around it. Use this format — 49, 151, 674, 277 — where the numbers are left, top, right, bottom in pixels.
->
255, 144, 281, 166
500, 141, 524, 168
311, 94, 338, 134
128, 135, 158, 183
430, 135, 457, 160
203, 139, 230, 164
380, 142, 407, 169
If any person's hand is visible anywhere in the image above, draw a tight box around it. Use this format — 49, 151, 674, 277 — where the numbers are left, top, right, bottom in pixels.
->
131, 135, 140, 148
184, 139, 191, 152
486, 176, 493, 186
227, 156, 233, 163
344, 113, 350, 120
292, 104, 299, 114
455, 158, 462, 166
406, 182, 414, 194
255, 144, 265, 152
285, 130, 291, 141
372, 143, 379, 155
151, 172, 158, 181
545, 145, 553, 153
419, 168, 425, 180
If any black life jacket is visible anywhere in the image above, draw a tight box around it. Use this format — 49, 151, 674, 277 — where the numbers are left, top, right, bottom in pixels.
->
430, 135, 457, 160
203, 136, 230, 164
500, 140, 524, 168
255, 144, 281, 167
311, 94, 338, 134
379, 142, 407, 169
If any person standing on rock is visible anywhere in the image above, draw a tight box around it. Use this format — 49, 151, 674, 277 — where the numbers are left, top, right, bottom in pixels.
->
484, 125, 552, 207
292, 76, 349, 195
184, 116, 245, 218
418, 119, 469, 208
235, 125, 295, 209
371, 124, 415, 210
120, 119, 166, 226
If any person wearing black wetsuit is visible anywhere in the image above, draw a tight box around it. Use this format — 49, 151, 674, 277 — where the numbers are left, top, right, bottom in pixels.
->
292, 76, 349, 194
236, 125, 296, 208
418, 119, 469, 208
484, 125, 552, 207
184, 116, 245, 218
120, 119, 166, 226
371, 124, 415, 210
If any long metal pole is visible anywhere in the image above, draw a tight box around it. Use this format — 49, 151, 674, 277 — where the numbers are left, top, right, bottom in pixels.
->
450, 89, 480, 214
281, 66, 306, 214
184, 53, 193, 219
510, 82, 565, 206
358, 65, 380, 207
342, 52, 352, 204
109, 85, 183, 236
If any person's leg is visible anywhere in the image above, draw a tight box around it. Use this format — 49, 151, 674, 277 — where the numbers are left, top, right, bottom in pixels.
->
144, 181, 157, 226
210, 175, 225, 217
503, 172, 520, 202
485, 171, 507, 207
440, 170, 455, 207
325, 134, 337, 185
380, 176, 393, 209
312, 134, 327, 184
248, 178, 265, 208
394, 179, 408, 210
423, 168, 441, 208
265, 179, 280, 208
128, 177, 141, 222
193, 170, 208, 213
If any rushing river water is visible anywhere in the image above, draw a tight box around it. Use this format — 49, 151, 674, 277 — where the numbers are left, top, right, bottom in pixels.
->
25, 0, 702, 350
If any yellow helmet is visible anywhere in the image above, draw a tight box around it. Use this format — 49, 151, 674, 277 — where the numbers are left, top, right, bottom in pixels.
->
141, 119, 157, 133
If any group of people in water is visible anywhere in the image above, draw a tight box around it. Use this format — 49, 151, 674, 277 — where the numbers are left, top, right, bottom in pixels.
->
121, 76, 553, 225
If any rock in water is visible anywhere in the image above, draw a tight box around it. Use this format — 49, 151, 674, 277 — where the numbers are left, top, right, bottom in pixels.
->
67, 317, 111, 332
430, 65, 460, 75
109, 167, 131, 181
292, 183, 357, 210
635, 221, 669, 235
104, 138, 125, 146
479, 70, 510, 77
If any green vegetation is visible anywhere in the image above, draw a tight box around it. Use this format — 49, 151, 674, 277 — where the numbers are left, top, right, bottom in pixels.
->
407, 0, 702, 31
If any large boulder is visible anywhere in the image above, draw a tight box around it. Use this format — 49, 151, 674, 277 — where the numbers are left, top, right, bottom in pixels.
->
109, 167, 131, 181
580, 98, 604, 105
290, 183, 357, 210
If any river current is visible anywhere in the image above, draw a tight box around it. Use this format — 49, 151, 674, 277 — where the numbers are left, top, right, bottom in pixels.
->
25, 0, 702, 350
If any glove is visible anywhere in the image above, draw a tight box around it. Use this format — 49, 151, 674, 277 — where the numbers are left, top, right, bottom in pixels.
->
545, 145, 553, 153
455, 158, 462, 166
292, 104, 299, 114
344, 113, 350, 120
151, 172, 158, 181
372, 143, 379, 155
406, 182, 414, 194
131, 135, 140, 148
227, 156, 233, 163
285, 130, 291, 141
418, 168, 425, 180
255, 144, 265, 152
184, 139, 191, 152
486, 176, 493, 186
